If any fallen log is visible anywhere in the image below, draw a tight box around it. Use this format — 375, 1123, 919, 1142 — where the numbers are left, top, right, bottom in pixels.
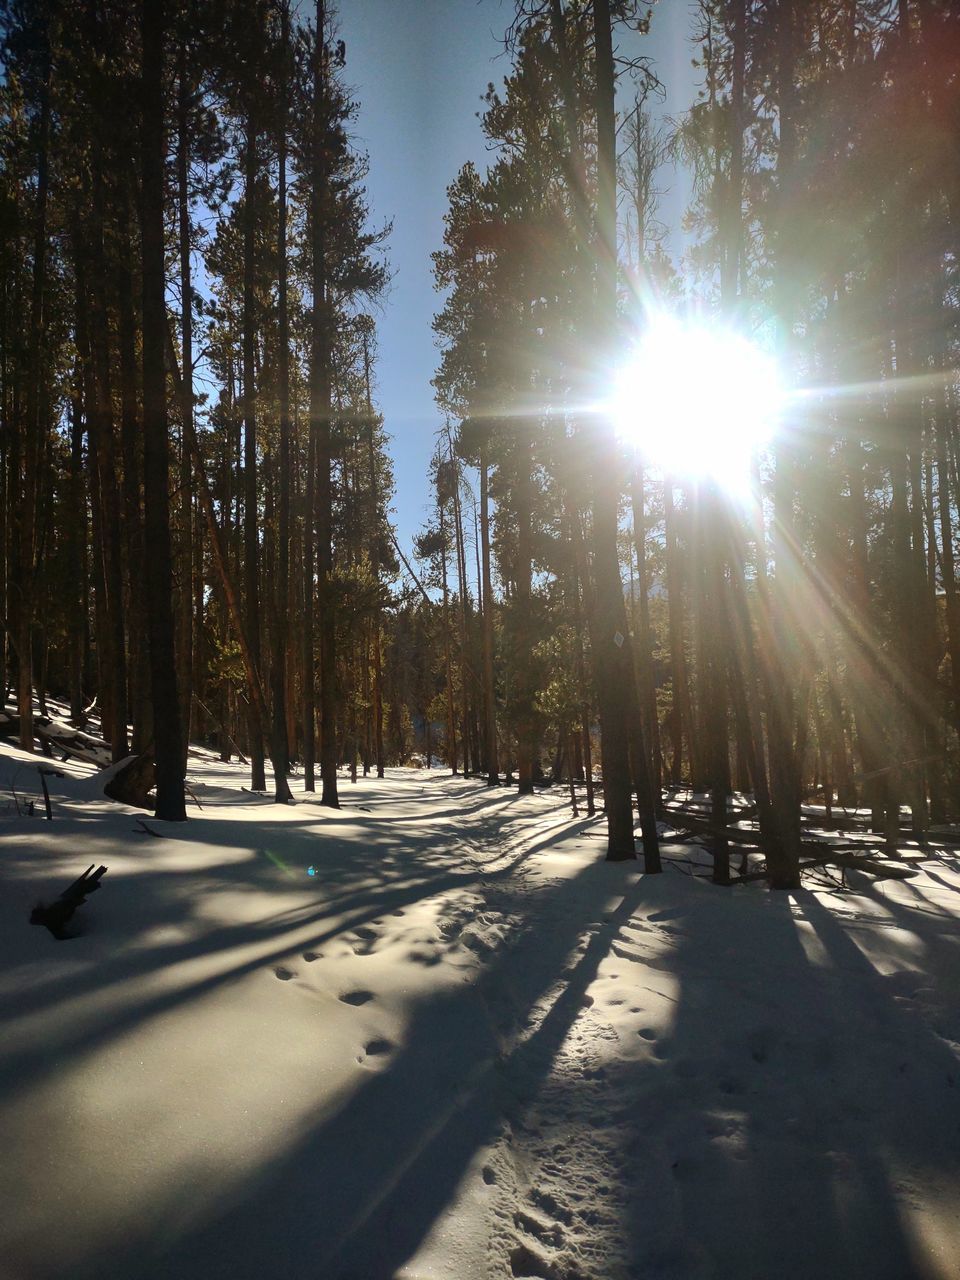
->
663, 794, 758, 823
661, 807, 762, 845
35, 717, 112, 767
735, 851, 918, 884
822, 853, 917, 879
663, 807, 921, 883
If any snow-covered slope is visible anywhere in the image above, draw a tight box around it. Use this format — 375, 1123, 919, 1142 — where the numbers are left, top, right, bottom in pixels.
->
1, 741, 958, 1279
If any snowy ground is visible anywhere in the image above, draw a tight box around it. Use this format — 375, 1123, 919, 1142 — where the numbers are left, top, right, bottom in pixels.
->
1, 740, 960, 1280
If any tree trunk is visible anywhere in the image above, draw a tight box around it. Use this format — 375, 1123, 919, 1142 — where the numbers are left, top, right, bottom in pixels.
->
17, 12, 52, 751
438, 489, 458, 775
631, 461, 662, 803
448, 433, 474, 778
89, 158, 129, 760
362, 325, 385, 779
66, 375, 85, 724
270, 1, 294, 804
242, 104, 266, 792
140, 0, 186, 821
312, 3, 339, 808
115, 177, 152, 753
766, 0, 802, 888
177, 39, 194, 765
514, 430, 535, 795
480, 445, 499, 784
590, 0, 639, 861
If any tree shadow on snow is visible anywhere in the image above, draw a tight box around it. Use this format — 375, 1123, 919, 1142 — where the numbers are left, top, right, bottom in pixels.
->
614, 880, 960, 1280
57, 854, 652, 1280
0, 787, 595, 1116
6, 779, 959, 1280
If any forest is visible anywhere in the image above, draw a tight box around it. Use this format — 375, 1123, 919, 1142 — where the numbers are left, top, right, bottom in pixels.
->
4, 3, 960, 1278
1, 0, 958, 896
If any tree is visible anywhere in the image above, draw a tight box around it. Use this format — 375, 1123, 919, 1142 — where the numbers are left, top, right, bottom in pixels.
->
141, 0, 186, 821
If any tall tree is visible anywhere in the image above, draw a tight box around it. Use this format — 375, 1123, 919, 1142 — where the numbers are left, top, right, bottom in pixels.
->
270, 0, 294, 804
140, 0, 186, 821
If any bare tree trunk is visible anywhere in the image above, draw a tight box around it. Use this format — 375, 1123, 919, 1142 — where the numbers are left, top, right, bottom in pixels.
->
242, 103, 266, 792
766, 0, 802, 887
934, 346, 960, 779
303, 396, 317, 790
312, 3, 339, 808
631, 461, 662, 803
438, 486, 458, 775
116, 179, 152, 752
66, 374, 85, 724
270, 1, 294, 804
361, 324, 385, 778
664, 481, 691, 785
514, 432, 534, 794
448, 433, 473, 777
702, 486, 730, 884
140, 0, 186, 821
480, 445, 499, 784
90, 159, 129, 759
177, 38, 194, 765
17, 13, 52, 751
592, 0, 658, 865
72, 239, 113, 743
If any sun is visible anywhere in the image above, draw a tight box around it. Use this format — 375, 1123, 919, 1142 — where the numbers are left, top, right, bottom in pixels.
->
611, 313, 784, 498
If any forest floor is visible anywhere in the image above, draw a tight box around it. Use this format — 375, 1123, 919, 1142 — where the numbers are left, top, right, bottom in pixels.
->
1, 735, 960, 1280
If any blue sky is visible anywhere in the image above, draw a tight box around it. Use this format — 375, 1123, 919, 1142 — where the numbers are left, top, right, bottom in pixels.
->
336, 0, 699, 554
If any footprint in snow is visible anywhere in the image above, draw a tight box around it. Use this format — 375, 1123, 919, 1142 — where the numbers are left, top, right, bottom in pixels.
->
349, 925, 380, 955
531, 1187, 573, 1226
514, 1208, 565, 1248
274, 966, 296, 981
302, 950, 322, 963
508, 1242, 555, 1279
637, 1026, 657, 1041
339, 989, 375, 1006
364, 1037, 393, 1056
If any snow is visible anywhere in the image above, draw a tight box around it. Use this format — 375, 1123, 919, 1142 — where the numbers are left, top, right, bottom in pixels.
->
2, 738, 960, 1280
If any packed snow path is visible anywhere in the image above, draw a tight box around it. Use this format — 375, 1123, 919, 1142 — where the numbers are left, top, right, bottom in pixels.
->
1, 744, 959, 1279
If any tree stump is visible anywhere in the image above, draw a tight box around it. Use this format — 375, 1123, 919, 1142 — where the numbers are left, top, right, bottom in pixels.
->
103, 754, 156, 810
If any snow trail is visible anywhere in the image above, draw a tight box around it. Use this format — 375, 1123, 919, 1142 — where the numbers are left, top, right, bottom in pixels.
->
2, 744, 960, 1279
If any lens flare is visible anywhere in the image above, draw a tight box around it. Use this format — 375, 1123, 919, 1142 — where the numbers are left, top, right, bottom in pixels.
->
611, 314, 784, 497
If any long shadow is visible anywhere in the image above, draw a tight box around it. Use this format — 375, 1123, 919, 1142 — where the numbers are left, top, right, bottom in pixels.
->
0, 784, 585, 1027
0, 792, 590, 1111
17, 762, 954, 1278
789, 890, 960, 1272
57, 857, 651, 1280
302, 787, 522, 824
850, 874, 960, 1049
615, 881, 960, 1279
0, 856, 476, 1100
